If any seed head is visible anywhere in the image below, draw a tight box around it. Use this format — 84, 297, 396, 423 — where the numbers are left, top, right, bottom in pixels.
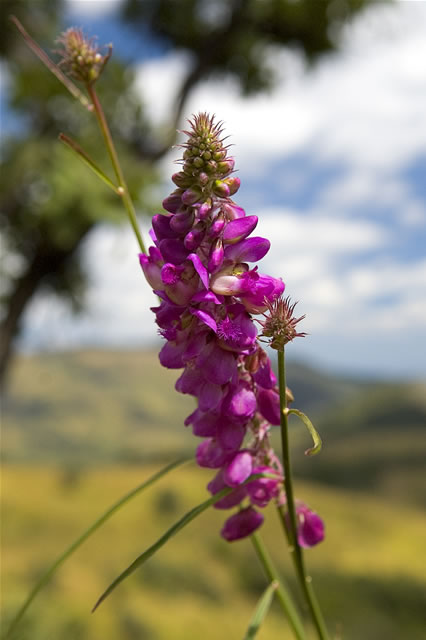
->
56, 28, 111, 85
260, 296, 306, 350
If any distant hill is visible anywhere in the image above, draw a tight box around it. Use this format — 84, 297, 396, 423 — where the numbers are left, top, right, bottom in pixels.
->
3, 349, 425, 505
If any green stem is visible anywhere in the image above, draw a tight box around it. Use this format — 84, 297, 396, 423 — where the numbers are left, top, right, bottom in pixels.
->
277, 348, 330, 640
86, 84, 146, 254
250, 532, 307, 640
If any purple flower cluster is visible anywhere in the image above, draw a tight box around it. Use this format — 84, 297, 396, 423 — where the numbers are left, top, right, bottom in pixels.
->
140, 114, 323, 545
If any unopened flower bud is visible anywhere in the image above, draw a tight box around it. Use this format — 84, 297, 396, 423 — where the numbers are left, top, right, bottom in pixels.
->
260, 297, 306, 349
223, 177, 240, 195
217, 158, 235, 176
152, 214, 178, 241
197, 199, 212, 220
223, 202, 246, 219
169, 210, 195, 234
213, 180, 230, 198
172, 172, 192, 188
182, 186, 203, 205
162, 190, 183, 213
208, 238, 224, 273
184, 222, 205, 251
221, 507, 264, 541
209, 213, 226, 238
56, 28, 111, 85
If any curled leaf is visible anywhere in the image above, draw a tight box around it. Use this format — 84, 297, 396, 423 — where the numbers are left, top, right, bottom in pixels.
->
287, 409, 322, 456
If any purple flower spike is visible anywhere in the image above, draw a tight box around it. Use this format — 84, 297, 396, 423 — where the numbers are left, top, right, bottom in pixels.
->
139, 113, 294, 541
221, 507, 264, 541
296, 504, 325, 548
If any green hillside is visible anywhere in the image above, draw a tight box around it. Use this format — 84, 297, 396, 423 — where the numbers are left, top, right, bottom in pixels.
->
2, 465, 426, 640
3, 350, 425, 507
2, 350, 426, 639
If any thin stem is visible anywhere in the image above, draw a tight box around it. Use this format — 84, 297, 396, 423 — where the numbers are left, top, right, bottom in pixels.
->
277, 348, 330, 640
250, 532, 307, 640
86, 84, 146, 254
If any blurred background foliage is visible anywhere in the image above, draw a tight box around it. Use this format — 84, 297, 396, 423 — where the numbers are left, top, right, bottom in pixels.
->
3, 1, 426, 640
0, 0, 379, 384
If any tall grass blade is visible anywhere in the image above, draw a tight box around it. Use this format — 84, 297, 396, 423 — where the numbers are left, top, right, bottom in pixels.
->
4, 458, 189, 639
92, 484, 234, 612
243, 581, 278, 640
59, 133, 119, 193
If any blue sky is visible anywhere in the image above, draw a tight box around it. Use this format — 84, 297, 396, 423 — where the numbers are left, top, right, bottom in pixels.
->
17, 0, 426, 379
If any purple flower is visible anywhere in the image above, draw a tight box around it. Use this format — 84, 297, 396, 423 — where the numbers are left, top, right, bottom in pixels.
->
221, 507, 264, 541
208, 470, 247, 510
257, 387, 281, 425
223, 450, 253, 487
196, 438, 228, 469
246, 466, 281, 508
296, 503, 325, 548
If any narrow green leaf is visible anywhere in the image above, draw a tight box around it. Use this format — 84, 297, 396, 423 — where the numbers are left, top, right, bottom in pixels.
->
59, 133, 119, 193
92, 485, 232, 612
243, 581, 278, 640
288, 409, 322, 456
4, 458, 189, 639
92, 472, 273, 612
9, 16, 93, 111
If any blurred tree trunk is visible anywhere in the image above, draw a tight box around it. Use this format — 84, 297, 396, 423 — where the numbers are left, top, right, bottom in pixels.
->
0, 224, 93, 388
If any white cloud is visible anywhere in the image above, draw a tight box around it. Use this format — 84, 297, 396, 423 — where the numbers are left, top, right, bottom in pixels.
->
66, 0, 122, 16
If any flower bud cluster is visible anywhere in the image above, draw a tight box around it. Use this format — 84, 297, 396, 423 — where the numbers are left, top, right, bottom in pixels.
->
56, 28, 111, 85
140, 113, 323, 544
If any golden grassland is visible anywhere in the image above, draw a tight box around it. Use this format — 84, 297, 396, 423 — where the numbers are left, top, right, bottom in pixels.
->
2, 464, 426, 640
